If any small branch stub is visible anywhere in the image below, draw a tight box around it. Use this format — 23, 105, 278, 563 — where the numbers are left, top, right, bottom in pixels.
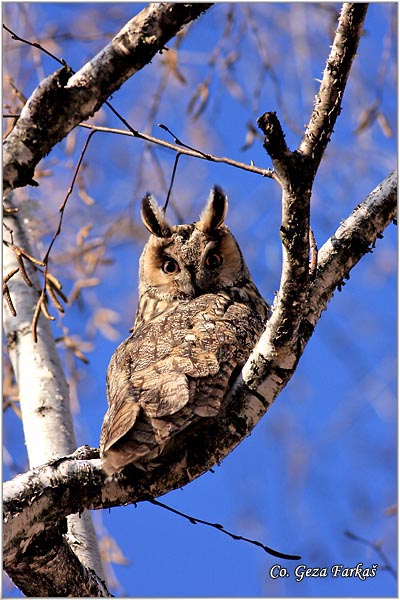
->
257, 112, 289, 161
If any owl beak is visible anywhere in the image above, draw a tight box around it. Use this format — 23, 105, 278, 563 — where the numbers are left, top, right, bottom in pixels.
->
177, 267, 202, 298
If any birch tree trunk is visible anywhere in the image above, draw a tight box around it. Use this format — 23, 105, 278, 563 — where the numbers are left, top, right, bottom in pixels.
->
3, 196, 109, 595
2, 2, 396, 597
3, 3, 213, 595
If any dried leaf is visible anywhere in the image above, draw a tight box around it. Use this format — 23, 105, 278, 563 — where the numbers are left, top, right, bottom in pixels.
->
3, 283, 17, 317
76, 224, 93, 246
47, 284, 65, 313
3, 267, 19, 285
65, 129, 77, 156
187, 80, 210, 121
15, 252, 33, 287
77, 176, 96, 205
377, 112, 393, 138
68, 277, 100, 304
46, 272, 68, 304
62, 336, 91, 364
164, 48, 186, 84
100, 534, 130, 566
91, 307, 120, 341
15, 246, 45, 267
241, 122, 260, 151
40, 298, 55, 321
354, 102, 379, 135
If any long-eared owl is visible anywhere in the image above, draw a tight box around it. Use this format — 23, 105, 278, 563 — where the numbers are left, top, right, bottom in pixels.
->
100, 186, 270, 475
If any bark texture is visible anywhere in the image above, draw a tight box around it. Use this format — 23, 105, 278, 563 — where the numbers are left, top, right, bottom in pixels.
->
3, 2, 212, 193
4, 169, 397, 553
3, 199, 109, 596
3, 3, 213, 595
3, 2, 396, 597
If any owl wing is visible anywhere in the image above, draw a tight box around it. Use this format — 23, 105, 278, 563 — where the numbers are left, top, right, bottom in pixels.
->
100, 294, 263, 473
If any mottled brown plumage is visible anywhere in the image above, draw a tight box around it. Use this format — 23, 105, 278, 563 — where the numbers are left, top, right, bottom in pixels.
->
100, 186, 269, 475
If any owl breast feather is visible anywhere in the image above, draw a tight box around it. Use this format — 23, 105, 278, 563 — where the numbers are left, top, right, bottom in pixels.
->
100, 292, 264, 474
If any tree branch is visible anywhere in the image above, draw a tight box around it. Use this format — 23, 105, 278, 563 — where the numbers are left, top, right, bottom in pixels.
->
3, 5, 394, 595
307, 169, 398, 328
3, 2, 212, 193
299, 3, 368, 174
4, 172, 396, 552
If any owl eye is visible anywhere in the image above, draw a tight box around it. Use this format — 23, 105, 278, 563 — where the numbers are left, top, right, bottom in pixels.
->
161, 258, 180, 274
205, 252, 223, 269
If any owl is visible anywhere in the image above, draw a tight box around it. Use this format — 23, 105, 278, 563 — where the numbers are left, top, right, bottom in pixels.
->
100, 186, 270, 475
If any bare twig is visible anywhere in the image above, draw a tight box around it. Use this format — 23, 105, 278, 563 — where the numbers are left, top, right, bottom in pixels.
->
3, 4, 213, 193
3, 267, 19, 316
79, 122, 275, 179
3, 23, 68, 66
163, 152, 183, 213
148, 498, 301, 561
3, 21, 276, 191
29, 131, 95, 341
43, 130, 97, 266
345, 530, 397, 579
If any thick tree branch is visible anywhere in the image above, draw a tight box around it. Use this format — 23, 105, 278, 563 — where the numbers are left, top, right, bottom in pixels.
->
4, 172, 396, 550
3, 524, 110, 598
245, 3, 370, 396
2, 5, 212, 594
3, 4, 394, 596
298, 3, 368, 173
307, 170, 397, 327
256, 111, 312, 373
3, 2, 212, 193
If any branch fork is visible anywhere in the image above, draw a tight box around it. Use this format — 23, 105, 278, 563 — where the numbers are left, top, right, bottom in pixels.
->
3, 4, 396, 598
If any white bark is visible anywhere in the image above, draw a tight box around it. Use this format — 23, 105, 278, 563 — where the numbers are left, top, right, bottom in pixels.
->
3, 2, 212, 193
3, 196, 106, 585
2, 3, 394, 596
4, 170, 396, 553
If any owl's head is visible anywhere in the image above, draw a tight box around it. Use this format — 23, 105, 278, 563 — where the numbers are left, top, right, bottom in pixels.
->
138, 186, 250, 304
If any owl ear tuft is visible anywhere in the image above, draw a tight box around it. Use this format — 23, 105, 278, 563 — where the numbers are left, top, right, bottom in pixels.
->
141, 194, 172, 238
197, 186, 228, 232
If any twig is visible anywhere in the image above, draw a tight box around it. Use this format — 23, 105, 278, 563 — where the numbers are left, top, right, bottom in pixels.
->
2, 24, 276, 182
42, 130, 97, 266
29, 131, 95, 341
148, 498, 301, 561
79, 122, 275, 179
163, 152, 182, 213
3, 21, 276, 335
158, 123, 210, 158
3, 268, 19, 317
344, 530, 396, 580
3, 24, 68, 66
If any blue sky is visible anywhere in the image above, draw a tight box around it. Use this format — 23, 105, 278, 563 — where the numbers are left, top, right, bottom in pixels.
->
3, 3, 397, 597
